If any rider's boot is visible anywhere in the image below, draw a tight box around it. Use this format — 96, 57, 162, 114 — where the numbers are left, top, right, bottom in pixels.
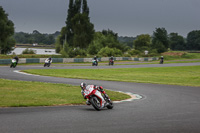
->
86, 99, 91, 105
104, 102, 109, 107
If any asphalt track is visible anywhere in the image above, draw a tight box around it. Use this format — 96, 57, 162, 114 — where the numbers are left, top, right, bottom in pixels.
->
0, 63, 200, 133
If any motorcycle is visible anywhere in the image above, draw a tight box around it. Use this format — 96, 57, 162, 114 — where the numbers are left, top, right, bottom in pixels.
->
83, 86, 113, 111
92, 59, 98, 66
109, 59, 114, 66
10, 59, 17, 68
44, 59, 52, 67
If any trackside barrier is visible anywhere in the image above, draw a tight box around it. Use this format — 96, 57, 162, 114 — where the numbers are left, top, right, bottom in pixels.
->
0, 57, 159, 64
0, 59, 11, 64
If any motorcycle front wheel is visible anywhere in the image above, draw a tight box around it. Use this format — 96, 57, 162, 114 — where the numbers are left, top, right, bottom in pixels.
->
106, 100, 114, 109
90, 96, 101, 111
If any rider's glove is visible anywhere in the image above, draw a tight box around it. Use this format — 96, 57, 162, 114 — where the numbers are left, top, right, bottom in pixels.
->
105, 94, 109, 98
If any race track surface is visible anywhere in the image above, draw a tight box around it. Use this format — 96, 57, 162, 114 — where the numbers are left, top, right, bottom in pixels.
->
0, 63, 200, 133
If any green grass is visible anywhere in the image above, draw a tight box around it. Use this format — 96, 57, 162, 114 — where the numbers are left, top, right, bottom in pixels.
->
23, 66, 200, 87
164, 53, 200, 60
0, 79, 130, 107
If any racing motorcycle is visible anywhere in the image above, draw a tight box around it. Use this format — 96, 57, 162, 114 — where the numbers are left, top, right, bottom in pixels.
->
83, 86, 113, 111
92, 59, 98, 66
10, 59, 17, 68
44, 58, 52, 67
109, 59, 114, 66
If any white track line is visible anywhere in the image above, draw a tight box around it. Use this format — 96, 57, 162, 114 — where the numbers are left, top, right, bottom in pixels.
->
113, 91, 143, 103
13, 70, 40, 76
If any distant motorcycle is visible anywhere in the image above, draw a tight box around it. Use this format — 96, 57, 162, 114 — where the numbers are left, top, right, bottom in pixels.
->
10, 59, 17, 68
44, 58, 52, 67
109, 59, 114, 66
92, 59, 98, 66
82, 86, 113, 111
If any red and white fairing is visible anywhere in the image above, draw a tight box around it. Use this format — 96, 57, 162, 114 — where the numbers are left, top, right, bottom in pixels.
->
83, 85, 106, 108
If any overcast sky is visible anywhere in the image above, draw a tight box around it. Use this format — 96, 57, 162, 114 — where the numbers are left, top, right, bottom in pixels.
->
1, 0, 200, 37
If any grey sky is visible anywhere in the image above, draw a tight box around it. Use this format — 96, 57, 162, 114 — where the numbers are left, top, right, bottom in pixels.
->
1, 0, 200, 37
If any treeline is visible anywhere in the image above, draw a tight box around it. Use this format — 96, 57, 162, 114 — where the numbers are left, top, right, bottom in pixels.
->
14, 30, 60, 45
1, 3, 200, 56
118, 36, 136, 48
132, 28, 200, 55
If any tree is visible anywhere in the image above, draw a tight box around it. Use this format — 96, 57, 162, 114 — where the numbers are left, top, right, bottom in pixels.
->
0, 6, 15, 54
151, 27, 169, 53
72, 13, 94, 48
134, 34, 151, 51
65, 0, 75, 46
58, 0, 94, 54
169, 33, 186, 50
186, 30, 200, 50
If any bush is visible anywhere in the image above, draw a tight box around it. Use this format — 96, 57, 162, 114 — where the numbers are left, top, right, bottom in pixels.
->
123, 54, 132, 57
97, 47, 123, 57
22, 48, 36, 54
128, 49, 140, 56
68, 48, 87, 58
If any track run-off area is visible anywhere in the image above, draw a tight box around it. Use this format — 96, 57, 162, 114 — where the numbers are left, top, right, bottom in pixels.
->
0, 62, 200, 133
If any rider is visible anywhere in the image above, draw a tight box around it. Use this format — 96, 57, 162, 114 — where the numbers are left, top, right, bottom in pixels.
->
110, 56, 114, 62
110, 56, 114, 60
45, 57, 52, 64
94, 56, 98, 62
93, 56, 98, 65
94, 56, 97, 61
48, 57, 52, 63
13, 56, 19, 65
80, 82, 109, 106
160, 56, 164, 64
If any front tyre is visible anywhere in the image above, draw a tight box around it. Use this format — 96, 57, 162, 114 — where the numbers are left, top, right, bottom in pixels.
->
90, 96, 101, 111
107, 101, 114, 109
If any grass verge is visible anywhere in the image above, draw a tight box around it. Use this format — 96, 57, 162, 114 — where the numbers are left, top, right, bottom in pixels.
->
23, 66, 200, 87
0, 79, 130, 107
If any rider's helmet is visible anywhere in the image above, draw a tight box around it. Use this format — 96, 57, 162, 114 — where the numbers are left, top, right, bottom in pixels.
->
99, 86, 103, 90
80, 82, 86, 89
